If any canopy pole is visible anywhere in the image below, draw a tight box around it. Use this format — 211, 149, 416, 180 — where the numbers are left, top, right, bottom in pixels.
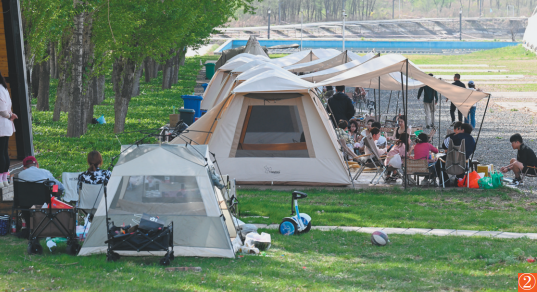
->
395, 91, 400, 118
386, 90, 393, 114
378, 76, 381, 123
438, 93, 442, 149
373, 89, 376, 118
400, 71, 406, 190
404, 60, 409, 190
470, 94, 491, 162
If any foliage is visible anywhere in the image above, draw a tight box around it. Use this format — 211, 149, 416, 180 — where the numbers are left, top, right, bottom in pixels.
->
0, 229, 536, 291
237, 188, 537, 233
31, 56, 216, 178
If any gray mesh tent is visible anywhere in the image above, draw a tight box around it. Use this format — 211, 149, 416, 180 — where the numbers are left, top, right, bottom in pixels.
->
215, 36, 269, 70
78, 144, 238, 258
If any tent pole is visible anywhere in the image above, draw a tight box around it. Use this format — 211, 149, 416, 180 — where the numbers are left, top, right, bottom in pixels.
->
438, 93, 442, 149
400, 71, 406, 189
378, 76, 381, 123
373, 89, 376, 119
470, 94, 491, 162
395, 91, 400, 119
405, 61, 410, 190
386, 90, 393, 114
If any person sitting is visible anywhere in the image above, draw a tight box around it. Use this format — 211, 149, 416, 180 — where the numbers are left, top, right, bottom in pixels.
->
442, 121, 463, 150
500, 133, 537, 186
384, 133, 409, 180
413, 133, 439, 185
323, 86, 334, 100
18, 156, 64, 195
451, 123, 475, 159
326, 85, 355, 125
360, 121, 387, 149
77, 150, 112, 190
348, 120, 361, 154
364, 128, 387, 157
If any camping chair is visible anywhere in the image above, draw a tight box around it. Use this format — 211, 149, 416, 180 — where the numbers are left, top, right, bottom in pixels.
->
78, 183, 105, 216
521, 166, 537, 184
353, 134, 387, 185
13, 178, 79, 255
438, 139, 469, 188
405, 159, 433, 186
338, 139, 370, 180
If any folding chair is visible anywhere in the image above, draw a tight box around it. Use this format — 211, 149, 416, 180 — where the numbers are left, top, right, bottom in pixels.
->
438, 139, 469, 188
405, 159, 432, 186
78, 183, 105, 216
338, 139, 371, 181
521, 166, 537, 184
355, 134, 387, 185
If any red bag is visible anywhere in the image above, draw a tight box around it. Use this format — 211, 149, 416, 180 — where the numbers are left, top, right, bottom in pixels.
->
457, 171, 480, 188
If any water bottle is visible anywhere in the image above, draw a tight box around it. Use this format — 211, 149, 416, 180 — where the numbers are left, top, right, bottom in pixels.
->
10, 217, 16, 234
21, 218, 26, 230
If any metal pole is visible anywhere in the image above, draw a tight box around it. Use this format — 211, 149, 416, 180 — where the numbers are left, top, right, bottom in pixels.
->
393, 0, 395, 19
342, 10, 346, 51
405, 60, 409, 189
470, 95, 491, 161
300, 14, 303, 51
278, 0, 281, 24
378, 76, 381, 122
268, 10, 271, 39
438, 93, 442, 149
386, 90, 393, 114
459, 8, 462, 41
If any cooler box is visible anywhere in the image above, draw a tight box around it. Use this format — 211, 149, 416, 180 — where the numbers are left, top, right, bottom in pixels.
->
181, 95, 203, 118
178, 108, 195, 125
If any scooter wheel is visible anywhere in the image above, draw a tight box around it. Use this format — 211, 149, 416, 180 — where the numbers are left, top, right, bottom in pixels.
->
301, 221, 312, 233
279, 218, 298, 235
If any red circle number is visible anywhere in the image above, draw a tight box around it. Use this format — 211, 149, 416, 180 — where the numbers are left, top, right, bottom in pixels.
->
519, 273, 537, 291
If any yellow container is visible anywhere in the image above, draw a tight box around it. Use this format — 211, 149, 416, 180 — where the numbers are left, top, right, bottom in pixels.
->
477, 164, 493, 177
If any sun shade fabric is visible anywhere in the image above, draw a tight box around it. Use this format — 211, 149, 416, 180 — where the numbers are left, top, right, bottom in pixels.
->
231, 59, 268, 74
244, 93, 303, 100
270, 49, 340, 67
237, 62, 297, 81
284, 51, 351, 73
348, 51, 377, 63
218, 57, 255, 71
318, 54, 490, 116
237, 105, 308, 158
234, 70, 315, 93
523, 11, 537, 52
300, 53, 377, 83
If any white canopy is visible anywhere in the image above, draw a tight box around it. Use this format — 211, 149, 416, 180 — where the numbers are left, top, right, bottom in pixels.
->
300, 52, 377, 83
218, 56, 256, 71
234, 70, 315, 93
318, 54, 490, 116
523, 11, 537, 52
243, 36, 270, 58
236, 62, 293, 81
228, 53, 270, 63
231, 59, 268, 74
347, 51, 376, 63
284, 51, 355, 73
271, 49, 341, 67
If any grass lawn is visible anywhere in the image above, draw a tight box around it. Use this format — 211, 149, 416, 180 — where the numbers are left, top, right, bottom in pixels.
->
237, 188, 537, 233
1, 229, 535, 291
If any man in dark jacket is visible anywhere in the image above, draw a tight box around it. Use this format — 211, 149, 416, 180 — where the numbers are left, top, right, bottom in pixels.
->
451, 123, 476, 159
326, 85, 355, 126
417, 73, 438, 129
500, 133, 537, 186
450, 74, 465, 124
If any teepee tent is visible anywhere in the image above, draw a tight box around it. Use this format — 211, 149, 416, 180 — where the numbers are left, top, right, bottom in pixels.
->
215, 36, 269, 69
523, 7, 537, 53
78, 144, 238, 258
172, 71, 351, 186
243, 36, 270, 57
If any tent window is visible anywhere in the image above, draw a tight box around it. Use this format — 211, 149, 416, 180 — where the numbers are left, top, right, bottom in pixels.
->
110, 176, 206, 215
236, 105, 308, 157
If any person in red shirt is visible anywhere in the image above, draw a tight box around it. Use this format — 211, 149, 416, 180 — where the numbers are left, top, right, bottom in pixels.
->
413, 133, 439, 186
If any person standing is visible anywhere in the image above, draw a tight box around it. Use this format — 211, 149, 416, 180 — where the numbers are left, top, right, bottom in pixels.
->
464, 80, 478, 128
0, 71, 17, 187
326, 85, 355, 126
450, 74, 465, 124
417, 74, 438, 129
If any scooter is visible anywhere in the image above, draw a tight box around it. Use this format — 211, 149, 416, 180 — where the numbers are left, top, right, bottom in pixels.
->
279, 191, 311, 235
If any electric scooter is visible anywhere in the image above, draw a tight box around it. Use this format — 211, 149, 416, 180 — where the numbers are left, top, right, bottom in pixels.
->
279, 191, 311, 235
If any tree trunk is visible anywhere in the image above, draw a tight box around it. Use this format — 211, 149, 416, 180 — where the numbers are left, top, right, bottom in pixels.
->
96, 75, 105, 104
144, 57, 151, 82
161, 56, 172, 89
66, 10, 87, 138
31, 63, 39, 99
36, 57, 50, 111
113, 57, 137, 133
49, 42, 57, 79
131, 65, 142, 97
152, 59, 159, 78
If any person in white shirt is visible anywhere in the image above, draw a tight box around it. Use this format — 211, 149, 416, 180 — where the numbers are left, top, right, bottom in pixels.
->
0, 71, 17, 187
364, 128, 387, 157
357, 121, 386, 151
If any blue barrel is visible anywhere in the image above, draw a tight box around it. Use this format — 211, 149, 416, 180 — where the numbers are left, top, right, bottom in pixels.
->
202, 83, 209, 92
178, 109, 195, 125
181, 95, 203, 118
0, 215, 9, 236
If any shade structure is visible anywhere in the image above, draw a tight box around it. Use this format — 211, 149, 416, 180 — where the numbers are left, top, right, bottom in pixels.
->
271, 49, 341, 67
285, 50, 356, 73
237, 62, 296, 82
300, 52, 377, 83
243, 35, 270, 58
171, 74, 351, 186
523, 9, 537, 53
318, 54, 490, 116
228, 53, 270, 63
78, 144, 238, 258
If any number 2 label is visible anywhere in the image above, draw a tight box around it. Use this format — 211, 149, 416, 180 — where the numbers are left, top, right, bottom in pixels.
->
519, 273, 537, 291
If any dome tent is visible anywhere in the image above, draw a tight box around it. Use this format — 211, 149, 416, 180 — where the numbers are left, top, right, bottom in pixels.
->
78, 144, 238, 258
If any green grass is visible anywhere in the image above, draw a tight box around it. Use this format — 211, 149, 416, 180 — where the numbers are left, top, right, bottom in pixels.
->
237, 188, 537, 233
31, 55, 219, 179
1, 229, 535, 291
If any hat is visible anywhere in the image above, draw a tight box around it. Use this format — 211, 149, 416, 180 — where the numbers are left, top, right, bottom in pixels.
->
468, 80, 475, 85
23, 156, 37, 167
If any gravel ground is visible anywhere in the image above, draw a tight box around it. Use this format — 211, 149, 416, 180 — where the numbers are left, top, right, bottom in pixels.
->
363, 88, 537, 193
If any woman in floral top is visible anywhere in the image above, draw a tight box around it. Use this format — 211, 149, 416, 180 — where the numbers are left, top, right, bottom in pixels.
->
77, 150, 111, 190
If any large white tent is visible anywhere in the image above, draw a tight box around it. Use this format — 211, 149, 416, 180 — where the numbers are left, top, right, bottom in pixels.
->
270, 49, 341, 67
78, 144, 238, 258
284, 50, 372, 73
172, 70, 351, 186
300, 53, 377, 83
318, 54, 490, 116
523, 8, 537, 53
